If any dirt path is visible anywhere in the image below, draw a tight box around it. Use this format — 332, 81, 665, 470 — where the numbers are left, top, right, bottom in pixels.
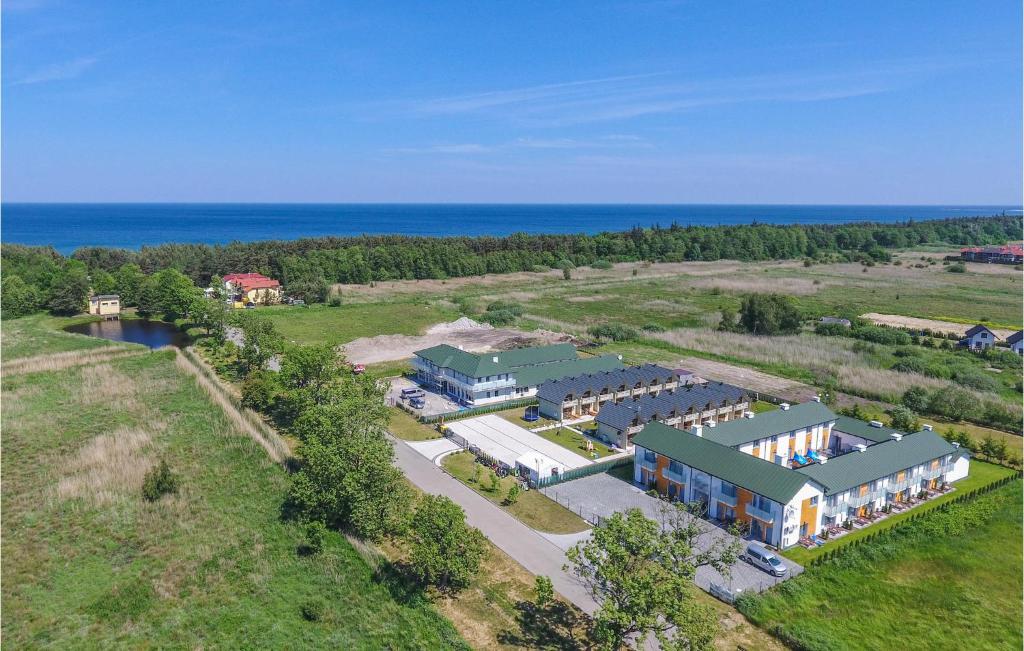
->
862, 313, 1018, 339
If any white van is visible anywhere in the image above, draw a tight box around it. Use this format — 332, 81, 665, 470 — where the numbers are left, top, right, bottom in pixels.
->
742, 542, 787, 577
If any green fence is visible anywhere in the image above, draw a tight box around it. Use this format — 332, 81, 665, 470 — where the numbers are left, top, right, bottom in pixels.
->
533, 455, 635, 489
809, 472, 1022, 567
419, 397, 539, 424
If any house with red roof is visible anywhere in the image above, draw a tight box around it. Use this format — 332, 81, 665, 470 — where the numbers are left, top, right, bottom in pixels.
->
223, 273, 282, 307
960, 244, 1023, 265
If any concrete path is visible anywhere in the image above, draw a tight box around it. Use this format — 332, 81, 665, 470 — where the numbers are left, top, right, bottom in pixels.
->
389, 435, 599, 614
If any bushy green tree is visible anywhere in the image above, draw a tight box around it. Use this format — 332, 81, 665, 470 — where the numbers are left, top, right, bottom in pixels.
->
235, 312, 284, 375
304, 520, 328, 555
280, 344, 343, 407
901, 386, 931, 413
114, 263, 147, 306
288, 375, 412, 541
48, 262, 90, 315
504, 484, 521, 505
534, 575, 554, 608
888, 405, 919, 432
1, 274, 42, 318
738, 293, 802, 335
406, 494, 487, 592
566, 507, 733, 650
241, 370, 280, 412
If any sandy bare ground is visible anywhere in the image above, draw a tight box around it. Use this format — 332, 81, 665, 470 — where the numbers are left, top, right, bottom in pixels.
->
861, 313, 1018, 339
672, 355, 817, 402
342, 322, 574, 365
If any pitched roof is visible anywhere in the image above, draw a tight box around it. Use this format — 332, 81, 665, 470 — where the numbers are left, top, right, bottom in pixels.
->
91, 294, 120, 300
413, 343, 597, 382
1007, 331, 1023, 345
795, 430, 958, 495
964, 324, 996, 338
632, 421, 811, 504
514, 355, 625, 387
536, 363, 677, 403
596, 382, 749, 431
832, 415, 904, 444
224, 272, 281, 291
700, 401, 837, 447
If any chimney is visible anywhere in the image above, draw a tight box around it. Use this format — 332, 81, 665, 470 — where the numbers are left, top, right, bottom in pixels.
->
854, 443, 867, 453
457, 344, 464, 350
780, 403, 790, 411
869, 420, 883, 428
819, 456, 828, 464
952, 442, 960, 449
890, 433, 903, 442
744, 411, 755, 419
707, 420, 716, 428
692, 425, 703, 438
812, 395, 822, 403
492, 356, 499, 363
922, 424, 933, 431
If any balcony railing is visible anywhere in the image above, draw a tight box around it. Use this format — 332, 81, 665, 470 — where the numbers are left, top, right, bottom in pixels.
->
716, 492, 738, 507
639, 459, 657, 472
662, 468, 685, 484
745, 502, 775, 524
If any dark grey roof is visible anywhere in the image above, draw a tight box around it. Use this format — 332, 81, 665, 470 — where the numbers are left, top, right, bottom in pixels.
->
595, 382, 749, 431
633, 421, 811, 504
536, 364, 677, 403
92, 294, 120, 300
795, 430, 958, 495
700, 402, 837, 447
1007, 331, 1023, 345
964, 324, 996, 338
832, 415, 904, 444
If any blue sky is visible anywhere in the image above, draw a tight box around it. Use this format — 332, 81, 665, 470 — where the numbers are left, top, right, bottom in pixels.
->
3, 1, 1021, 203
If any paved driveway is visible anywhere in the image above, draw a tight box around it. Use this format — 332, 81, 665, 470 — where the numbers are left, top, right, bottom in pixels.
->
389, 434, 599, 614
541, 473, 802, 596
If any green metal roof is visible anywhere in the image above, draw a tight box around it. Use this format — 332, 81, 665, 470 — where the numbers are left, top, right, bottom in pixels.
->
514, 354, 624, 387
701, 401, 837, 447
832, 415, 904, 443
795, 430, 958, 495
632, 421, 812, 504
413, 342, 579, 379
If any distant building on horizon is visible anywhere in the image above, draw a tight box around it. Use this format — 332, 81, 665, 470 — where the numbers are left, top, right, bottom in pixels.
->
223, 273, 282, 307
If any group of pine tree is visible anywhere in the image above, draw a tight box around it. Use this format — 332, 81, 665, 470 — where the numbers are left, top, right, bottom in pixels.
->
2, 215, 1019, 318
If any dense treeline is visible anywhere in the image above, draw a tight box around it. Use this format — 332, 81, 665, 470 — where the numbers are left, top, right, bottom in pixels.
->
2, 215, 1020, 317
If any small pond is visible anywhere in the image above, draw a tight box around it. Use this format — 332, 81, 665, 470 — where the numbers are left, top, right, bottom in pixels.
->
65, 319, 191, 349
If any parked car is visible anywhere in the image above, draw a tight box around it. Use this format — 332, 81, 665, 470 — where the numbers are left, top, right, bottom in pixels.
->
244, 302, 256, 309
409, 397, 425, 409
400, 387, 424, 398
742, 543, 787, 577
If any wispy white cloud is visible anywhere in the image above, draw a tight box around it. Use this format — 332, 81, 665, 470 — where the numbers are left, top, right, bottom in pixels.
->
396, 59, 958, 126
384, 134, 653, 156
12, 56, 98, 85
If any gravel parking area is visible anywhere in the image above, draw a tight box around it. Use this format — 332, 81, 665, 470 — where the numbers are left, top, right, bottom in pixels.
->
541, 473, 802, 596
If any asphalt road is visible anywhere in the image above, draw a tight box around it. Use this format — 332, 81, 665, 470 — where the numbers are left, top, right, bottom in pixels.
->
389, 434, 599, 614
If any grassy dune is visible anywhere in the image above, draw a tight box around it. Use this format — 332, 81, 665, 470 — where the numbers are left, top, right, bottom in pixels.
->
1, 350, 466, 648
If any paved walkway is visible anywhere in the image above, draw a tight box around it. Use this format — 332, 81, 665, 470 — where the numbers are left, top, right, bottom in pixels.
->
389, 435, 599, 614
541, 474, 803, 596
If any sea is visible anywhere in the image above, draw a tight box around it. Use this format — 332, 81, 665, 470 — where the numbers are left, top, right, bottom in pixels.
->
2, 203, 1019, 254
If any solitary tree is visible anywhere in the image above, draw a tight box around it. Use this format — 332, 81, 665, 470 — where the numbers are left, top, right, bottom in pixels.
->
565, 507, 738, 650
534, 575, 554, 609
737, 293, 802, 336
407, 494, 487, 592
